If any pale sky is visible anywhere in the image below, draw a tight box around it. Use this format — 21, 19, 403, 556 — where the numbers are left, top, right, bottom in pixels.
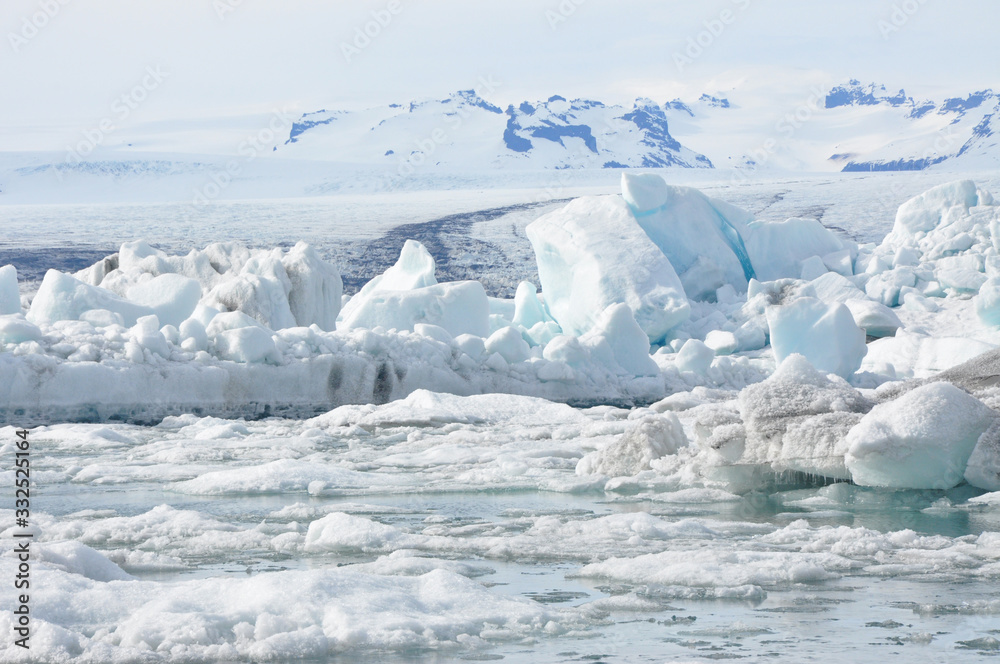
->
2, 0, 998, 138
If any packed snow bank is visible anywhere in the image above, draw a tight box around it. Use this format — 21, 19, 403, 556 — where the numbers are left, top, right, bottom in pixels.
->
526, 194, 689, 342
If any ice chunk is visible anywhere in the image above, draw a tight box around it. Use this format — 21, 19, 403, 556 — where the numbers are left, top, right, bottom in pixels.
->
674, 339, 715, 375
76, 308, 123, 328
799, 255, 828, 281
704, 330, 738, 355
281, 241, 343, 331
542, 334, 590, 368
577, 413, 687, 476
579, 303, 658, 376
0, 265, 20, 314
975, 277, 1000, 326
766, 297, 867, 379
38, 540, 135, 582
413, 323, 453, 345
206, 311, 281, 364
810, 272, 865, 304
864, 267, 916, 307
807, 273, 899, 336
179, 317, 209, 352
454, 333, 485, 360
892, 180, 981, 236
202, 261, 296, 331
845, 382, 997, 489
340, 281, 490, 338
822, 249, 854, 276
746, 218, 845, 282
129, 315, 170, 359
966, 419, 1000, 491
526, 193, 689, 342
622, 172, 756, 289
969, 491, 1000, 506
0, 314, 43, 344
936, 264, 986, 292
575, 547, 836, 591
27, 269, 154, 326
738, 354, 873, 479
126, 273, 202, 327
842, 299, 901, 338
863, 329, 994, 379
511, 281, 552, 330
340, 240, 436, 322
304, 512, 402, 553
484, 326, 531, 364
215, 325, 280, 364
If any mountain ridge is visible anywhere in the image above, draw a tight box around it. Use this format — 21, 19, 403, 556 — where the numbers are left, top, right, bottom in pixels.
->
280, 82, 1000, 173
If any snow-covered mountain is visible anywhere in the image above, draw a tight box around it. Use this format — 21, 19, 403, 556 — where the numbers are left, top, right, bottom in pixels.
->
822, 80, 1000, 172
3, 79, 999, 206
280, 82, 1000, 174
278, 91, 713, 170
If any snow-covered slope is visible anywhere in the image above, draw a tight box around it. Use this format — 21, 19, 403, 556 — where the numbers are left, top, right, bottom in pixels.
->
826, 81, 1000, 172
3, 79, 1000, 205
276, 82, 1000, 175
278, 91, 713, 170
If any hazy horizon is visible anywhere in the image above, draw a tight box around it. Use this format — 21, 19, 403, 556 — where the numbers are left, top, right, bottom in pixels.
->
3, 0, 998, 129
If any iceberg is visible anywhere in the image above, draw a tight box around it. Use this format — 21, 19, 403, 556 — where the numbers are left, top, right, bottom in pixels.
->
339, 239, 435, 323
621, 172, 756, 294
0, 265, 20, 314
126, 273, 202, 328
7, 178, 1000, 450
28, 269, 155, 327
845, 382, 997, 490
746, 218, 848, 283
526, 193, 689, 342
737, 354, 873, 479
765, 297, 867, 379
340, 280, 490, 338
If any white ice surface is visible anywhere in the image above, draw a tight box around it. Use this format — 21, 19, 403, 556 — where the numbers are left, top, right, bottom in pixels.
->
525, 193, 689, 341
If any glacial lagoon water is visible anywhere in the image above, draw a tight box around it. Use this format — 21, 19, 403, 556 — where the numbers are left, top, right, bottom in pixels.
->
7, 403, 999, 663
